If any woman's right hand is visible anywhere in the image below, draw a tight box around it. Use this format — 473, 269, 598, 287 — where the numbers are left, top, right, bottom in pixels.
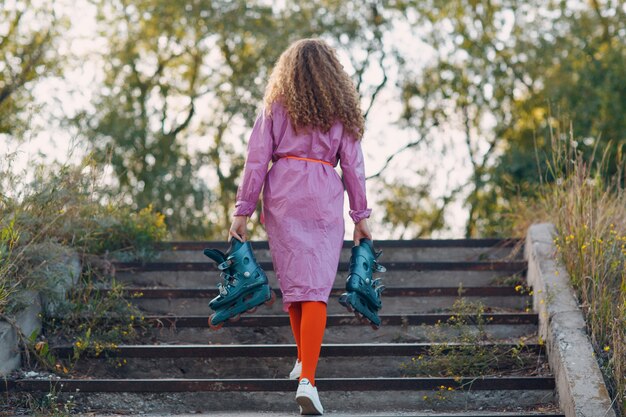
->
229, 215, 248, 242
353, 218, 373, 245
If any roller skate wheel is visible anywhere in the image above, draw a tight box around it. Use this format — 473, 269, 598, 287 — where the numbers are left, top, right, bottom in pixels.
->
265, 291, 277, 307
230, 314, 241, 322
371, 324, 380, 331
248, 306, 258, 314
208, 315, 224, 331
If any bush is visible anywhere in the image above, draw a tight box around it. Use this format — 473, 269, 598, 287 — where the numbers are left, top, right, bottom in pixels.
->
0, 158, 165, 377
1, 159, 167, 259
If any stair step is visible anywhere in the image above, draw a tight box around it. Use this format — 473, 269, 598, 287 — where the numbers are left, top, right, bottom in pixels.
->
4, 384, 558, 414
103, 286, 530, 299
113, 269, 525, 289
50, 342, 545, 358
156, 239, 522, 263
114, 261, 528, 272
66, 353, 549, 379
121, 413, 564, 417
5, 376, 554, 392
158, 239, 522, 251
130, 294, 531, 315
145, 313, 538, 327
141, 313, 538, 344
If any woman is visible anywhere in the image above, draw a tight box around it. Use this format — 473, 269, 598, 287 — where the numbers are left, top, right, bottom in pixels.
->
229, 38, 372, 415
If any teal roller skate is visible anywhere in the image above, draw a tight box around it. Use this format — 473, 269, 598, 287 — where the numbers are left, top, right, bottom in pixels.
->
204, 239, 275, 330
339, 238, 386, 330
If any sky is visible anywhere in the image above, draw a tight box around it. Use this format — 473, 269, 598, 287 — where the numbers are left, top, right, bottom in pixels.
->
2, 0, 477, 239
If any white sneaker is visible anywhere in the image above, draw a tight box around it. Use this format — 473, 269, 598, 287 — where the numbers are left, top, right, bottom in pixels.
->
295, 378, 323, 415
289, 359, 302, 379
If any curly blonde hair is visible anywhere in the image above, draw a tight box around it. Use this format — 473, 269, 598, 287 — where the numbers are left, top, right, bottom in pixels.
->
264, 38, 364, 140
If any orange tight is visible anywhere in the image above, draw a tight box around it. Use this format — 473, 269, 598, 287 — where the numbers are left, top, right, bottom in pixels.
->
288, 301, 327, 386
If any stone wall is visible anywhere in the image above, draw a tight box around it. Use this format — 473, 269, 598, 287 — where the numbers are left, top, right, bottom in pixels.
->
525, 223, 617, 417
0, 246, 80, 376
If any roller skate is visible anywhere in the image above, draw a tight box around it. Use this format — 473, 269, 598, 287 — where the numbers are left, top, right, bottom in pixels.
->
204, 239, 275, 330
338, 238, 386, 330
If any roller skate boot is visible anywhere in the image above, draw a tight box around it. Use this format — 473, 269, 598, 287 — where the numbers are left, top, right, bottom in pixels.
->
338, 238, 386, 329
204, 239, 275, 330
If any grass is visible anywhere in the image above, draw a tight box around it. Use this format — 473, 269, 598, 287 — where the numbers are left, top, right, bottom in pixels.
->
401, 297, 545, 379
510, 127, 626, 415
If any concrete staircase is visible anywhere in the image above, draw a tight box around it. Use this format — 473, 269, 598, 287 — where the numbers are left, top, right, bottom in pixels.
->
5, 239, 565, 416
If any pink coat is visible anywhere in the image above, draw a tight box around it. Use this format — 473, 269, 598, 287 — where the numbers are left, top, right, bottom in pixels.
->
233, 101, 371, 312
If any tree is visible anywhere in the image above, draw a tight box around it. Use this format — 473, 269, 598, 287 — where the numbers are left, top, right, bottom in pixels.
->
0, 0, 67, 137
388, 0, 626, 236
78, 0, 401, 238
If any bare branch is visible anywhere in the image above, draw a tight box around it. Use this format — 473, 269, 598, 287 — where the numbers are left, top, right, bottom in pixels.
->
169, 103, 195, 137
166, 53, 201, 137
462, 103, 478, 171
478, 135, 499, 169
363, 49, 388, 120
366, 135, 426, 180
354, 47, 372, 93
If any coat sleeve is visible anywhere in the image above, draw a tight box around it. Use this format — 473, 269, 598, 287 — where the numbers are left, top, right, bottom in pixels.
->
338, 132, 372, 223
233, 110, 274, 217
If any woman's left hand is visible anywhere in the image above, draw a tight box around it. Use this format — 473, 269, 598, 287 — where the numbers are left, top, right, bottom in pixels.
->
229, 215, 248, 242
353, 218, 373, 245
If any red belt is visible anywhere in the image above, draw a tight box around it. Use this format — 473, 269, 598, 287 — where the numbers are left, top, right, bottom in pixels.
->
283, 155, 333, 167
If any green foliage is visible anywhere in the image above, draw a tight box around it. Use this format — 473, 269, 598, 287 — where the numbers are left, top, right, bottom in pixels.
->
4, 0, 625, 243
377, 179, 445, 238
0, 220, 20, 313
510, 130, 626, 415
398, 0, 626, 236
401, 297, 542, 378
0, 160, 161, 374
0, 0, 68, 137
73, 0, 397, 238
0, 160, 167, 260
28, 331, 59, 372
44, 274, 147, 362
77, 204, 167, 260
17, 382, 76, 417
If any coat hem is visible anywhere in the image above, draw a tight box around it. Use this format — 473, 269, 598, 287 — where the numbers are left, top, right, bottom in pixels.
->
281, 293, 331, 312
